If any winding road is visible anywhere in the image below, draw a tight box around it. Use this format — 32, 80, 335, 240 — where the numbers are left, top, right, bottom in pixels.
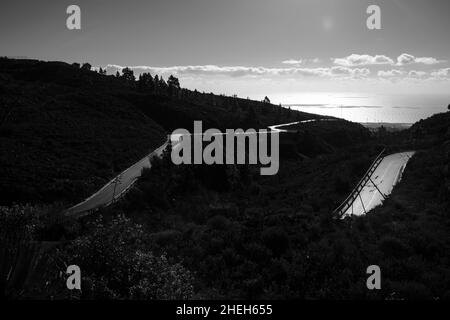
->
65, 118, 414, 218
65, 119, 316, 217
65, 140, 171, 217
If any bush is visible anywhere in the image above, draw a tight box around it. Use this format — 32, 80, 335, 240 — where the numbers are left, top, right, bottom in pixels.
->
378, 236, 411, 258
207, 215, 230, 230
262, 227, 290, 255
52, 215, 194, 299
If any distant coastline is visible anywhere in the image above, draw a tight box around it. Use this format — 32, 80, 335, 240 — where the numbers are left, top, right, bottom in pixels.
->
359, 122, 413, 132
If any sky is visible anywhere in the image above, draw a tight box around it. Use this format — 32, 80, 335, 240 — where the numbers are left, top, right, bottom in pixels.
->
1, 0, 449, 122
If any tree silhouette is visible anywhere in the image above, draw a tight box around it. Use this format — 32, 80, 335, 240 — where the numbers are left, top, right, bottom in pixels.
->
121, 67, 135, 82
98, 67, 107, 75
154, 75, 160, 93
167, 75, 180, 97
81, 63, 92, 71
167, 75, 180, 89
138, 73, 154, 91
263, 96, 271, 104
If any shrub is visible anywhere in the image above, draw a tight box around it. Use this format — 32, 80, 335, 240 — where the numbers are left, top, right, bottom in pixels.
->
207, 215, 230, 230
262, 226, 290, 255
52, 215, 194, 299
378, 236, 411, 258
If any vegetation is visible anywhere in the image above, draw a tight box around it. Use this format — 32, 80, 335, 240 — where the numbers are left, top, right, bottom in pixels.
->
1, 57, 449, 300
0, 205, 194, 299
110, 111, 449, 299
0, 58, 319, 205
0, 58, 166, 204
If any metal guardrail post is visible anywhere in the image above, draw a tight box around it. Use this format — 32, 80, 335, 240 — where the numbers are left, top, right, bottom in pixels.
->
333, 148, 385, 217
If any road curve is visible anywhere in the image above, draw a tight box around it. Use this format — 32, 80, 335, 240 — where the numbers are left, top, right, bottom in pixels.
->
65, 119, 332, 217
66, 117, 407, 218
342, 151, 415, 217
268, 118, 337, 133
65, 140, 170, 217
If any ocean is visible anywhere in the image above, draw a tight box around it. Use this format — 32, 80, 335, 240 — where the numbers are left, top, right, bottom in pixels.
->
277, 92, 450, 124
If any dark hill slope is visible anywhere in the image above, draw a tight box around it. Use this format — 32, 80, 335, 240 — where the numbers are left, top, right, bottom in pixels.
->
0, 58, 166, 205
279, 119, 371, 157
0, 58, 371, 205
361, 111, 450, 298
408, 111, 450, 147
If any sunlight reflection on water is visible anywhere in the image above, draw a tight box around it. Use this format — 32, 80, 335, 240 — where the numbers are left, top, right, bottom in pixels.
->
277, 92, 449, 123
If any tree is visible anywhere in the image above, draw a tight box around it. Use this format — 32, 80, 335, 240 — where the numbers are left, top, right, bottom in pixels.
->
167, 75, 180, 97
81, 63, 92, 71
50, 215, 194, 299
153, 75, 160, 93
167, 75, 180, 89
263, 96, 271, 104
121, 67, 135, 83
138, 73, 154, 91
98, 67, 107, 75
159, 76, 167, 90
448, 104, 450, 111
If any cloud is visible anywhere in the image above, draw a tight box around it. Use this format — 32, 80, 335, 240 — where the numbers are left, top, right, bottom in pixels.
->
282, 58, 320, 65
106, 62, 449, 83
105, 64, 370, 79
334, 54, 394, 66
396, 53, 443, 66
377, 69, 404, 77
430, 68, 450, 79
330, 66, 370, 77
334, 53, 444, 67
407, 70, 427, 78
282, 59, 303, 65
415, 57, 441, 65
107, 64, 271, 77
396, 53, 416, 66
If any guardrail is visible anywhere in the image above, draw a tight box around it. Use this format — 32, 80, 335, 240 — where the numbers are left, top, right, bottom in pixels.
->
65, 119, 342, 218
333, 148, 386, 218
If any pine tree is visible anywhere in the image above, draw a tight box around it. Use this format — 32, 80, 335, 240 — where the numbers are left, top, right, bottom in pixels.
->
121, 67, 135, 82
167, 75, 180, 97
81, 63, 92, 71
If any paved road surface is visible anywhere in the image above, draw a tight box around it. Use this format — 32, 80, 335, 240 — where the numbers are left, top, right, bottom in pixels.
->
65, 119, 326, 217
67, 118, 406, 218
342, 151, 415, 217
65, 139, 171, 217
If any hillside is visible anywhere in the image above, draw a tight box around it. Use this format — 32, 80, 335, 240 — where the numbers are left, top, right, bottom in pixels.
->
80, 111, 448, 300
1, 57, 449, 300
0, 58, 166, 205
0, 58, 368, 206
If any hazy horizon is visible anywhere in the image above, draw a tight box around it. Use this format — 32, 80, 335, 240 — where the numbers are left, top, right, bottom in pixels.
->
2, 0, 449, 123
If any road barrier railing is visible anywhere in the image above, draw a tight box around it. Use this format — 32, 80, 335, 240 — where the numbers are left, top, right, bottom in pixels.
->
65, 118, 337, 218
333, 148, 386, 218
